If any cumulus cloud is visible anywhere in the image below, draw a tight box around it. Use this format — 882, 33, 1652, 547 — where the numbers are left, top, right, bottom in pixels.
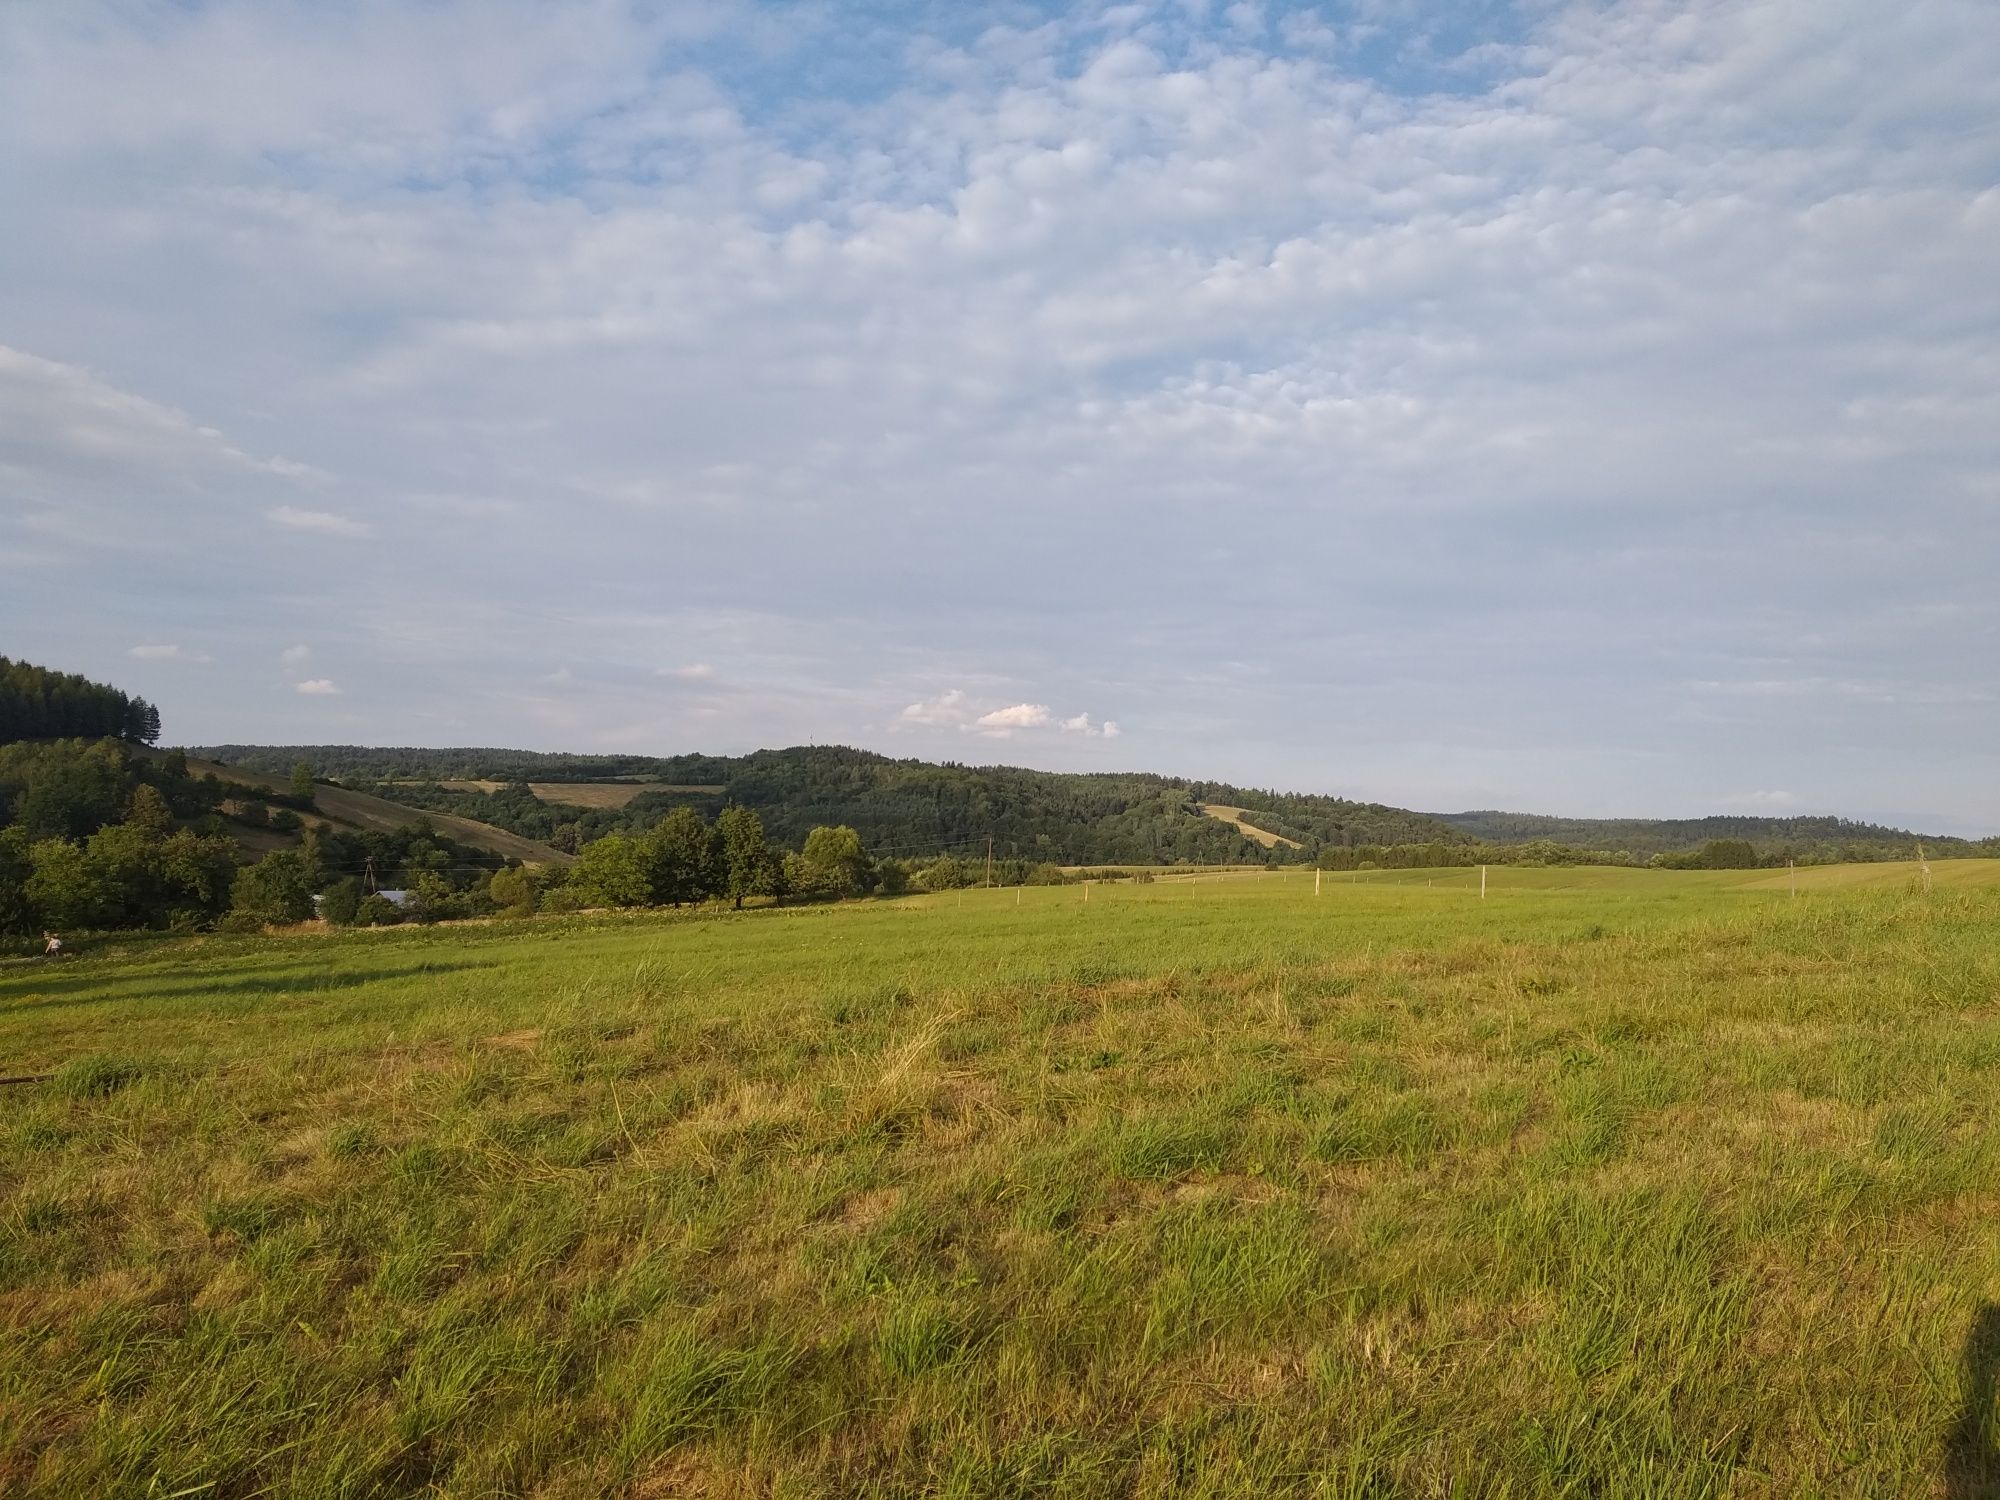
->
974, 703, 1053, 736
128, 643, 207, 662
280, 644, 312, 667
1062, 713, 1121, 738
268, 507, 373, 538
897, 695, 1116, 740
294, 678, 340, 695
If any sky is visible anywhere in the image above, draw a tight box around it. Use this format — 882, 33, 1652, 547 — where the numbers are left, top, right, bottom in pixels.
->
2, 0, 1996, 833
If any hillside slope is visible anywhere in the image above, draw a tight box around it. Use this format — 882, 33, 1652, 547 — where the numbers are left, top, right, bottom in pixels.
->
179, 755, 571, 865
194, 745, 1464, 864
1198, 804, 1303, 849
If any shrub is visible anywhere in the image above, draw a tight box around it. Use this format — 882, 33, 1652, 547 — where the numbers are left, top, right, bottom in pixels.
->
355, 894, 403, 927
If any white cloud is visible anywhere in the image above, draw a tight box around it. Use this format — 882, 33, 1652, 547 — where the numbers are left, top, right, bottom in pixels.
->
128, 643, 208, 662
1061, 712, 1121, 738
974, 703, 1054, 735
280, 644, 312, 667
268, 506, 373, 538
0, 344, 318, 486
899, 694, 1112, 739
294, 678, 340, 695
899, 690, 974, 728
659, 663, 715, 681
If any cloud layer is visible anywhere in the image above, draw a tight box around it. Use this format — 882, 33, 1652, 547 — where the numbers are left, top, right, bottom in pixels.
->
2, 1, 1996, 829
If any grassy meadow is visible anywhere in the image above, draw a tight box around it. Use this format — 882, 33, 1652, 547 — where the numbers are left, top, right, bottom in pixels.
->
4, 862, 2000, 1495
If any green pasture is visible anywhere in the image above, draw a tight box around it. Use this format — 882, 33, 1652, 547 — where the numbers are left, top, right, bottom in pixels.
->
4, 863, 2000, 1495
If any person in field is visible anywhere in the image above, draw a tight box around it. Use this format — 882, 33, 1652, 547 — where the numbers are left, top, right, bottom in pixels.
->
43, 933, 64, 959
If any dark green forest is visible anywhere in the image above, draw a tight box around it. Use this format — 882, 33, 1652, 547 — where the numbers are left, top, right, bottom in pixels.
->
1434, 809, 1989, 864
1, 656, 161, 745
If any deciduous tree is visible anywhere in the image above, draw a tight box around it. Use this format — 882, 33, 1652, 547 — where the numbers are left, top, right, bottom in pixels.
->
717, 806, 773, 909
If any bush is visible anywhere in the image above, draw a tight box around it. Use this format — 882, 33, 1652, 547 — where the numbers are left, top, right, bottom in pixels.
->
487, 866, 536, 917
228, 849, 315, 926
355, 894, 403, 927
318, 877, 362, 926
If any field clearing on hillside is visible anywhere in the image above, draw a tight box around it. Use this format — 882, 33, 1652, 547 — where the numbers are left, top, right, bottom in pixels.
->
4, 864, 2000, 1494
427, 780, 724, 808
1197, 803, 1303, 848
176, 757, 572, 865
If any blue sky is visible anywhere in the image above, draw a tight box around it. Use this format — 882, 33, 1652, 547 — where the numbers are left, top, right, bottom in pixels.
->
2, 0, 1996, 832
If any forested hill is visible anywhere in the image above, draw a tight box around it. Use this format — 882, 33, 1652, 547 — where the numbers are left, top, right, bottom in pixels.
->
1436, 809, 1983, 861
192, 744, 1464, 865
195, 742, 1996, 866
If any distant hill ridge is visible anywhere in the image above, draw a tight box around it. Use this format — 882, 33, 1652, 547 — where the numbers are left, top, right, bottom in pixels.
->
192, 743, 1994, 864
1434, 809, 1959, 859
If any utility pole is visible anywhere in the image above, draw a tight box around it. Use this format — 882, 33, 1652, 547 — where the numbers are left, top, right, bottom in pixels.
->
985, 835, 994, 890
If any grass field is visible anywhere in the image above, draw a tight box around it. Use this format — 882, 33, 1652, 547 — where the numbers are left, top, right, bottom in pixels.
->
4, 863, 2000, 1495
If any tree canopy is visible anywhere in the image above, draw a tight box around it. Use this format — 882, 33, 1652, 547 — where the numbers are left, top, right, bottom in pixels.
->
0, 657, 160, 745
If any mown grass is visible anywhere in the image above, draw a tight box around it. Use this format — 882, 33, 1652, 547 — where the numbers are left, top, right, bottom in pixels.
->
3, 863, 1999, 1495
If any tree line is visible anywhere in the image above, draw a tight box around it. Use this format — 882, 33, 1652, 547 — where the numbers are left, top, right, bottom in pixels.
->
1431, 809, 1988, 863
0, 737, 987, 942
1, 656, 160, 746
465, 813, 1079, 919
0, 738, 514, 943
1310, 834, 1997, 872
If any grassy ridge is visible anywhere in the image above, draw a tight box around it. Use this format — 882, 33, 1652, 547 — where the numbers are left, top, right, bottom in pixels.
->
4, 865, 2000, 1494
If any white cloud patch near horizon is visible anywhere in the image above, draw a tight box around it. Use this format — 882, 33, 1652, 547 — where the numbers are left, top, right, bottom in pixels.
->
974, 703, 1053, 736
898, 693, 1118, 741
294, 678, 340, 695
